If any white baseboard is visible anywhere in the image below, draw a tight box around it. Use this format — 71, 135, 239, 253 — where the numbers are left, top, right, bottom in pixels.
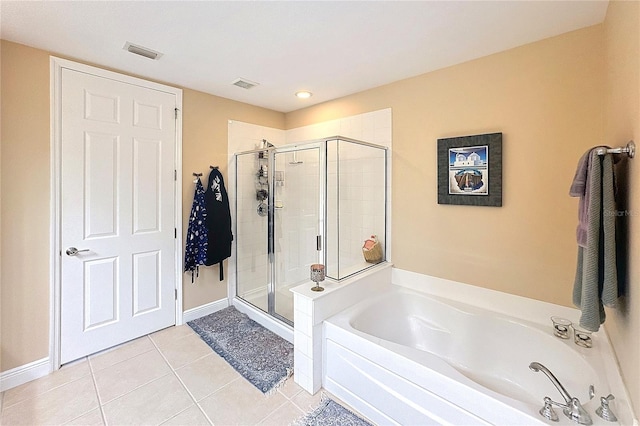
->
0, 299, 225, 393
182, 298, 229, 323
0, 357, 51, 392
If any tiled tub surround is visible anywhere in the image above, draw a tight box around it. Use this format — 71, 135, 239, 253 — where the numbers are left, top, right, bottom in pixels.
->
323, 268, 637, 425
291, 263, 392, 394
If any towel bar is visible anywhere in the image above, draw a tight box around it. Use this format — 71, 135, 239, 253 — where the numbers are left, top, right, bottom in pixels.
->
595, 140, 635, 158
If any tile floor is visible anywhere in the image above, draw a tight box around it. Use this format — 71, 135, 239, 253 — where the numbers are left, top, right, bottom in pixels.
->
0, 325, 342, 425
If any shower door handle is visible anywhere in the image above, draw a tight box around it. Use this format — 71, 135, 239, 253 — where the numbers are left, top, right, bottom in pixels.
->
268, 205, 274, 257
316, 235, 322, 251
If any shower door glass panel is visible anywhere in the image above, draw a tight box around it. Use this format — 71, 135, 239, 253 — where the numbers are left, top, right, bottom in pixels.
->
326, 139, 387, 280
235, 152, 270, 314
273, 147, 321, 323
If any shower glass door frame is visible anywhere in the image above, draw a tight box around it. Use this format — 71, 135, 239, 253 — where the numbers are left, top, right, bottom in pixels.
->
270, 143, 325, 326
234, 141, 325, 328
234, 136, 387, 328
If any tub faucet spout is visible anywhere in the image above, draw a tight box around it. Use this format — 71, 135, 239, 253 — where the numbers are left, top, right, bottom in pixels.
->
529, 362, 592, 425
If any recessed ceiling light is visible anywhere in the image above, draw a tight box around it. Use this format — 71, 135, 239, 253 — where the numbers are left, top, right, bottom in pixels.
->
295, 91, 313, 99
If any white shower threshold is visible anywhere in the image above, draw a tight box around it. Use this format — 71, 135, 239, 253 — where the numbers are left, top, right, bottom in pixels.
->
232, 296, 294, 343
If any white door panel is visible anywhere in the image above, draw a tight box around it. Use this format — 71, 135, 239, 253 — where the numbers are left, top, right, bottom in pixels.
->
60, 69, 177, 363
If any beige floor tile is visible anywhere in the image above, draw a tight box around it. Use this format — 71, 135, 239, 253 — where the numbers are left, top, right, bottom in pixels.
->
258, 401, 304, 425
161, 405, 211, 426
277, 376, 303, 399
89, 336, 155, 372
102, 374, 193, 426
175, 354, 240, 401
64, 408, 105, 425
198, 377, 287, 426
93, 349, 171, 403
290, 388, 323, 413
157, 333, 212, 370
150, 325, 196, 349
0, 375, 98, 425
2, 358, 91, 408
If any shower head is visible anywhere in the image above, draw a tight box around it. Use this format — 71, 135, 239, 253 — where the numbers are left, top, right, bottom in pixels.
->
289, 151, 303, 164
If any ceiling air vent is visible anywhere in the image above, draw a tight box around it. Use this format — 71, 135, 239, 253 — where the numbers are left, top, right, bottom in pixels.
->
123, 42, 163, 60
232, 78, 259, 90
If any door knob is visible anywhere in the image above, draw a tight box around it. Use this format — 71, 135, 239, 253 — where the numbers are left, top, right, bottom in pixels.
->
66, 247, 90, 256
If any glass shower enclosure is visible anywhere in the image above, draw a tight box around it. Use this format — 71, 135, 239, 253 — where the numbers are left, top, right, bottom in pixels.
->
234, 137, 387, 326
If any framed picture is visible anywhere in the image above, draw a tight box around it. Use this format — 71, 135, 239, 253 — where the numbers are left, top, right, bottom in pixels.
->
437, 133, 502, 207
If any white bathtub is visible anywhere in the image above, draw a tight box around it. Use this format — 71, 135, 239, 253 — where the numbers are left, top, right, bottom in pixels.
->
323, 283, 636, 425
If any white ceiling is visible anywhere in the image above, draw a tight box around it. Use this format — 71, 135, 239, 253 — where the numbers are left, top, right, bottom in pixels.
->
1, 1, 608, 113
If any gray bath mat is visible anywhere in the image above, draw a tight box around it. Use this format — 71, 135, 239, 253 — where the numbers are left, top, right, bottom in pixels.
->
294, 397, 373, 426
187, 306, 293, 394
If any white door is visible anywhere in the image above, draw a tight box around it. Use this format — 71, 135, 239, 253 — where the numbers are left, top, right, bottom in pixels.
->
60, 68, 177, 363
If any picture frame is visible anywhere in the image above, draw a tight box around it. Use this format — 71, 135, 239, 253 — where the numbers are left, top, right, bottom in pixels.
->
437, 133, 502, 207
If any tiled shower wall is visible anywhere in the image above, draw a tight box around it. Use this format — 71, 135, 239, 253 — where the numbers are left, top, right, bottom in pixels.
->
286, 109, 392, 279
228, 109, 392, 300
326, 140, 387, 279
228, 121, 285, 300
273, 148, 321, 288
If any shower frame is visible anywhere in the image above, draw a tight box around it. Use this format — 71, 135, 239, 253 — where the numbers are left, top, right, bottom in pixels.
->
233, 136, 389, 329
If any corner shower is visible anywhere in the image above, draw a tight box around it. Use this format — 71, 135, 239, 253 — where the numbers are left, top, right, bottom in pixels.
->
234, 137, 388, 326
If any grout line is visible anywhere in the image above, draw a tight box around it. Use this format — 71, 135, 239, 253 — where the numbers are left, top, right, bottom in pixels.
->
101, 372, 175, 408
148, 330, 201, 372
278, 381, 303, 401
195, 404, 214, 426
255, 399, 291, 425
194, 376, 241, 404
158, 404, 211, 426
89, 348, 158, 375
87, 356, 108, 426
149, 332, 215, 425
1, 360, 94, 410
0, 368, 94, 414
93, 342, 176, 406
88, 336, 157, 373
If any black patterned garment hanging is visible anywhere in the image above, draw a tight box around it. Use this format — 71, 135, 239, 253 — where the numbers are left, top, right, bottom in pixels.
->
184, 177, 208, 283
204, 168, 233, 280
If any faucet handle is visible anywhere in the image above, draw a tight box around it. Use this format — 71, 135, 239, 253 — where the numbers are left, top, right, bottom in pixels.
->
596, 394, 618, 422
589, 385, 595, 400
539, 397, 560, 422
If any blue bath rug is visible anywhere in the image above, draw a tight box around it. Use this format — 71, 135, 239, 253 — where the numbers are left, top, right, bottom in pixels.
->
187, 306, 293, 394
294, 397, 373, 426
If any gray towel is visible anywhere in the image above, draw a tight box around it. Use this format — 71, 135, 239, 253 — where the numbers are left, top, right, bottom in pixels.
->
569, 149, 592, 247
572, 150, 618, 332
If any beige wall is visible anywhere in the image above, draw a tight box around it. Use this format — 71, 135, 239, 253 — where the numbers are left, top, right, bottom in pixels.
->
602, 0, 640, 414
0, 40, 284, 372
287, 25, 604, 307
1, 40, 51, 372
180, 88, 283, 310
